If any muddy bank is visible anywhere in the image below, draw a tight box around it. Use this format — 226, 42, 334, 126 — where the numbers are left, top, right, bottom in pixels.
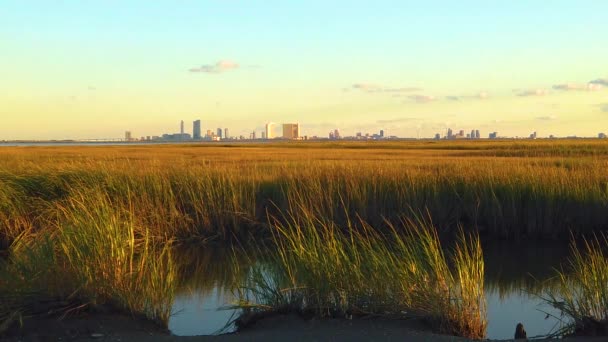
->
2, 313, 605, 342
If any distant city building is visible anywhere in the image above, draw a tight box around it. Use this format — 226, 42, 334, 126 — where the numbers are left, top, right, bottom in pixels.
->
217, 128, 223, 139
434, 133, 441, 140
125, 131, 132, 142
193, 120, 201, 140
530, 131, 537, 139
162, 133, 191, 141
265, 122, 276, 139
475, 130, 480, 139
180, 120, 184, 135
224, 128, 229, 140
447, 128, 453, 139
250, 131, 256, 140
282, 123, 300, 139
489, 132, 498, 139
380, 129, 384, 138
334, 129, 341, 139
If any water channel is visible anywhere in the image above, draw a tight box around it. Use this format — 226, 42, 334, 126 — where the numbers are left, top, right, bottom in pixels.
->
168, 241, 571, 340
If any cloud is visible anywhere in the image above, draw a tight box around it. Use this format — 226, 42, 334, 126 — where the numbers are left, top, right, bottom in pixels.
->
352, 83, 382, 92
351, 83, 421, 93
376, 117, 420, 124
553, 83, 603, 91
446, 92, 488, 101
408, 94, 435, 103
189, 60, 240, 73
597, 103, 608, 113
589, 78, 608, 86
536, 115, 558, 121
517, 89, 549, 97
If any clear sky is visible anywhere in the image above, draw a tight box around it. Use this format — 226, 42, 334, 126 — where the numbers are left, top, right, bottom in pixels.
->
2, 1, 607, 139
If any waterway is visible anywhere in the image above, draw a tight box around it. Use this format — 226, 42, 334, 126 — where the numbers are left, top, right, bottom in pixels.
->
167, 241, 571, 340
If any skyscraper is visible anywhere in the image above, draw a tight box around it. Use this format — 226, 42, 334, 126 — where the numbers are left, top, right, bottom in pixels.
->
217, 128, 223, 139
180, 120, 184, 135
265, 122, 276, 139
224, 128, 229, 139
193, 120, 201, 140
379, 129, 384, 138
282, 123, 300, 139
125, 131, 132, 142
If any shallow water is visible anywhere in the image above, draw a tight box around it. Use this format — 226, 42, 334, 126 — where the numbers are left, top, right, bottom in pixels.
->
168, 241, 571, 339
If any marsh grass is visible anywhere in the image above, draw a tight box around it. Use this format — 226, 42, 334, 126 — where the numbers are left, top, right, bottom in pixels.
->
235, 210, 487, 339
539, 234, 608, 336
1, 141, 607, 336
0, 188, 177, 332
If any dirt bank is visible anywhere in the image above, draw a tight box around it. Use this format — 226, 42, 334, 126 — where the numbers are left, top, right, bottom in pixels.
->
2, 313, 605, 342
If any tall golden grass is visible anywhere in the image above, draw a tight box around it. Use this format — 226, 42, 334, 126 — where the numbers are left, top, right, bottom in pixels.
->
1, 140, 607, 337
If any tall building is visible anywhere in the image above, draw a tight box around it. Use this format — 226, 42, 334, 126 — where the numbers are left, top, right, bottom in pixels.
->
217, 128, 223, 139
489, 132, 498, 139
447, 128, 453, 139
282, 123, 300, 139
334, 129, 340, 139
224, 128, 229, 140
193, 120, 201, 140
379, 129, 384, 138
475, 130, 480, 139
180, 120, 184, 135
265, 122, 276, 139
125, 131, 132, 142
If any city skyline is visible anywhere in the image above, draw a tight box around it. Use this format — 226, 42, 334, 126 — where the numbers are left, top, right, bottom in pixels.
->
2, 1, 608, 140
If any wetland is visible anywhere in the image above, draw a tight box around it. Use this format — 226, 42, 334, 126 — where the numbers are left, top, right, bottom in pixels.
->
1, 140, 608, 340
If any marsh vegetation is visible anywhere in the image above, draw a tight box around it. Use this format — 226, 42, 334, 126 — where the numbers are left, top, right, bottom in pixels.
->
1, 140, 607, 338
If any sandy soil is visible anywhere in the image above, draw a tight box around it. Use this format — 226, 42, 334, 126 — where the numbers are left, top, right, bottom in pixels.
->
2, 313, 606, 342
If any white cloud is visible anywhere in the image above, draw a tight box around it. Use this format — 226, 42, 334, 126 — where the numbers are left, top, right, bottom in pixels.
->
351, 83, 421, 93
517, 89, 549, 97
189, 60, 240, 73
408, 94, 435, 103
589, 78, 608, 86
553, 83, 603, 91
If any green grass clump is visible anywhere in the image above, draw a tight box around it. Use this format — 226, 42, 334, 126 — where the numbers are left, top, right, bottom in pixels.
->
0, 189, 176, 332
236, 210, 486, 339
540, 234, 608, 336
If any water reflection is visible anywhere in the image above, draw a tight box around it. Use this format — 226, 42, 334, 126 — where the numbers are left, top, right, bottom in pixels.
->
483, 241, 570, 339
168, 241, 572, 339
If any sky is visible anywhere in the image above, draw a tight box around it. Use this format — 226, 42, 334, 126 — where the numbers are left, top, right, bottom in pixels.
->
1, 1, 607, 140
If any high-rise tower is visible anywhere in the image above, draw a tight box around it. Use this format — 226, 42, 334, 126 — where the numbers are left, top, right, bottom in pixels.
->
193, 120, 201, 140
282, 123, 300, 139
265, 122, 276, 139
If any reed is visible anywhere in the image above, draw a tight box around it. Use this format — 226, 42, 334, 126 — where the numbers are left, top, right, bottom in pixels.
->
539, 234, 608, 336
2, 141, 608, 247
0, 187, 177, 331
1, 140, 607, 336
235, 211, 486, 339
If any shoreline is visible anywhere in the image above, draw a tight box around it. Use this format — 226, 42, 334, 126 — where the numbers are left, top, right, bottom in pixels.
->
2, 313, 605, 342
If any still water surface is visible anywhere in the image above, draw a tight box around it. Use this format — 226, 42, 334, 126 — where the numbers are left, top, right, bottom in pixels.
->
168, 242, 570, 340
